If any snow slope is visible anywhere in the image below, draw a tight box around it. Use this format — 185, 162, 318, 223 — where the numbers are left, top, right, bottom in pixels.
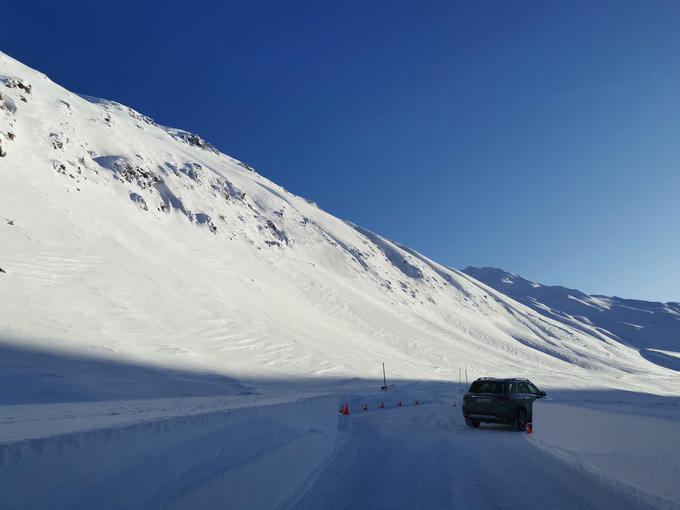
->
1, 50, 678, 405
463, 267, 680, 372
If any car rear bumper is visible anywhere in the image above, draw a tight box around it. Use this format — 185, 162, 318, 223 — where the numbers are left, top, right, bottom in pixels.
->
463, 412, 514, 423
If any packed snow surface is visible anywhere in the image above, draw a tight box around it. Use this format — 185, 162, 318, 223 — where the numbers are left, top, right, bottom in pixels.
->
532, 399, 680, 507
2, 388, 677, 509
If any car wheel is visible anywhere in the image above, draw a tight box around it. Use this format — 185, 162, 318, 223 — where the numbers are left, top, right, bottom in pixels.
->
465, 418, 480, 428
515, 409, 527, 431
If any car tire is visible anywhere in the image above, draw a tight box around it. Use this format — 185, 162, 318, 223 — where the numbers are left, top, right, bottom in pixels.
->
515, 409, 527, 431
465, 418, 480, 428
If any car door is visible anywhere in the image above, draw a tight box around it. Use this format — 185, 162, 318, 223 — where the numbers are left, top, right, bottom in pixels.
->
499, 382, 516, 418
515, 381, 535, 412
487, 382, 509, 416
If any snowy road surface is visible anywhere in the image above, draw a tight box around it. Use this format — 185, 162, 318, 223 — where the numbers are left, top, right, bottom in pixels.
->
1, 395, 672, 509
286, 403, 659, 510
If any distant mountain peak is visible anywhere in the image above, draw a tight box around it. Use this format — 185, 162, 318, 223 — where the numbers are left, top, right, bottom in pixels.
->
463, 267, 680, 372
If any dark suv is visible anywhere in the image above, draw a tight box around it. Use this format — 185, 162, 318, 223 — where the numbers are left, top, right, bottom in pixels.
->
462, 378, 546, 430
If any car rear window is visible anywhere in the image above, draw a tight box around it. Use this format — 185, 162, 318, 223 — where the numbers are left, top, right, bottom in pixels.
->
517, 382, 541, 394
468, 381, 503, 394
517, 382, 531, 393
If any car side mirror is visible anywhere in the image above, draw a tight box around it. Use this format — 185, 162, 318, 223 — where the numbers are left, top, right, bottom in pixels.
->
537, 391, 546, 398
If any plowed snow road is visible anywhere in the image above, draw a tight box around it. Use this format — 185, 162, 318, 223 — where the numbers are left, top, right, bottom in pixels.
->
285, 403, 655, 510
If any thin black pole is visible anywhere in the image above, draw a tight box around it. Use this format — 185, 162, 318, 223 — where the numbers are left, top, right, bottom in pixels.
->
382, 362, 387, 391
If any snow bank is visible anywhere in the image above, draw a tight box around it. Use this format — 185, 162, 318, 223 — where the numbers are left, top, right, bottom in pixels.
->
531, 401, 680, 507
0, 396, 339, 510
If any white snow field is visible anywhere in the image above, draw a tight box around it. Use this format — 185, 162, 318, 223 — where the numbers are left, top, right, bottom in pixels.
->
1, 50, 680, 508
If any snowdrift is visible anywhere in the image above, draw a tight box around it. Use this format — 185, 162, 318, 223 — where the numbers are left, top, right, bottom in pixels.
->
0, 396, 339, 510
532, 400, 680, 507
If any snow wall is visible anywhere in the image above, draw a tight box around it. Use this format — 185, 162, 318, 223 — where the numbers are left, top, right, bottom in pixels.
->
531, 401, 680, 507
0, 396, 339, 510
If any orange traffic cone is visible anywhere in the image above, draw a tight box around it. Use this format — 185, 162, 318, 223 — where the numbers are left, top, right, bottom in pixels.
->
397, 400, 403, 407
341, 403, 350, 416
526, 422, 533, 434
379, 402, 384, 409
363, 403, 368, 411
415, 400, 420, 406
453, 401, 456, 407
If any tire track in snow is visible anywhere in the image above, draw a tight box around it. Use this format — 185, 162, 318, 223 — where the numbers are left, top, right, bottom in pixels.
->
287, 404, 659, 510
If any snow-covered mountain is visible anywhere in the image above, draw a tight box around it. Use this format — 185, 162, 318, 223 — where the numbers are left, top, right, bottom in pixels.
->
463, 267, 680, 371
1, 51, 677, 402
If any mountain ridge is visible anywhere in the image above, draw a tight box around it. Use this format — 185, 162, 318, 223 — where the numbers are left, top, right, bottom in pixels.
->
463, 266, 680, 372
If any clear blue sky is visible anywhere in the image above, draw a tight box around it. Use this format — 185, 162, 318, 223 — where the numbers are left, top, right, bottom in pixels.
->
3, 1, 679, 301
